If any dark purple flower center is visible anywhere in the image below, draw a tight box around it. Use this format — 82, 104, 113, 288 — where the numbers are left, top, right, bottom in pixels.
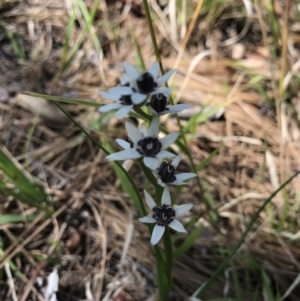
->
119, 83, 133, 105
137, 72, 157, 94
153, 204, 175, 226
137, 137, 161, 157
120, 95, 133, 105
149, 93, 168, 113
158, 161, 176, 183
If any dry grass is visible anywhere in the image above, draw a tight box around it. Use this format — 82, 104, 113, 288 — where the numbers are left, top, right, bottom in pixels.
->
1, 0, 300, 300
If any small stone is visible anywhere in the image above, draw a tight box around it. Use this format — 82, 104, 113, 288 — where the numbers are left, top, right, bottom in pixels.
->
231, 43, 245, 60
0, 88, 9, 103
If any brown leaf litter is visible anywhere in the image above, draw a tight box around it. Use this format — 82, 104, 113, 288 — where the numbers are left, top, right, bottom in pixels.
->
1, 0, 300, 300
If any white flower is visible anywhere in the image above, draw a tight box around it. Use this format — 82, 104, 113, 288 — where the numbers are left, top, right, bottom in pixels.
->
98, 74, 141, 119
36, 268, 59, 301
115, 138, 131, 150
107, 62, 176, 104
147, 93, 190, 116
139, 187, 193, 245
99, 62, 176, 111
106, 116, 179, 169
155, 155, 197, 187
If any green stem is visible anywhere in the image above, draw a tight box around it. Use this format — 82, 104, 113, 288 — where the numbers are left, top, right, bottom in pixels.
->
163, 226, 173, 288
142, 0, 162, 66
133, 106, 151, 121
154, 245, 169, 301
196, 170, 300, 298
139, 159, 158, 188
140, 159, 172, 298
141, 0, 220, 232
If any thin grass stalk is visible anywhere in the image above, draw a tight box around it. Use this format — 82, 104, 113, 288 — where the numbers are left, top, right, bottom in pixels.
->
142, 0, 162, 67
52, 101, 146, 216
180, 0, 204, 52
24, 114, 39, 170
131, 28, 147, 71
196, 170, 300, 298
53, 0, 102, 85
278, 0, 291, 95
278, 0, 291, 231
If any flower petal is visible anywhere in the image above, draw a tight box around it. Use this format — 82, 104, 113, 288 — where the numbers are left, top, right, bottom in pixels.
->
125, 121, 142, 144
131, 93, 147, 105
138, 215, 157, 223
151, 224, 165, 245
140, 124, 147, 136
98, 91, 120, 101
156, 69, 177, 86
157, 179, 166, 187
171, 155, 181, 168
148, 62, 160, 79
143, 157, 159, 170
45, 268, 59, 300
167, 104, 190, 114
170, 180, 187, 185
108, 86, 133, 95
144, 189, 157, 210
161, 186, 171, 206
99, 103, 122, 113
174, 204, 193, 217
168, 219, 187, 233
148, 116, 159, 136
175, 173, 197, 182
115, 139, 130, 149
160, 132, 180, 149
148, 106, 159, 116
116, 105, 133, 119
123, 62, 139, 80
156, 150, 176, 159
120, 73, 130, 85
106, 149, 141, 161
151, 87, 172, 95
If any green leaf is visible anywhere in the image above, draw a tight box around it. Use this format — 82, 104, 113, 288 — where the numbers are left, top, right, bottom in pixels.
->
194, 171, 300, 299
173, 223, 204, 258
231, 261, 242, 301
196, 145, 222, 171
207, 297, 242, 301
0, 247, 27, 281
154, 245, 170, 300
21, 92, 100, 108
0, 21, 25, 59
52, 101, 146, 216
0, 149, 49, 210
101, 140, 145, 215
183, 102, 226, 134
0, 214, 37, 225
262, 270, 277, 301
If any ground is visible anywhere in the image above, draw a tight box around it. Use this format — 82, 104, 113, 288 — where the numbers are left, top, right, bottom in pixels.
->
1, 0, 300, 300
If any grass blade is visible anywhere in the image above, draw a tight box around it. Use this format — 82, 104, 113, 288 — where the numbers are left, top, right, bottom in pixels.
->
195, 170, 300, 298
0, 149, 49, 210
51, 100, 146, 216
21, 92, 100, 108
173, 222, 204, 258
0, 214, 37, 225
